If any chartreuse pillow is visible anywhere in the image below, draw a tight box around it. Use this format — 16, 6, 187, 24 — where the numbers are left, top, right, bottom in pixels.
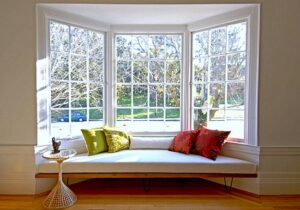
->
103, 126, 130, 153
81, 127, 108, 155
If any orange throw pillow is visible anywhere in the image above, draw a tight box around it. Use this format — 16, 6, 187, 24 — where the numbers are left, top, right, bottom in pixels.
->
169, 130, 199, 154
191, 127, 230, 160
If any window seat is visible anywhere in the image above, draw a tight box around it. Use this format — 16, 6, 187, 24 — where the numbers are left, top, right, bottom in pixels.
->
36, 149, 257, 178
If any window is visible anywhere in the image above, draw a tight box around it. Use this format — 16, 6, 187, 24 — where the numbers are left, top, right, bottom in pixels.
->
115, 34, 182, 132
49, 21, 105, 138
192, 22, 247, 139
38, 5, 259, 145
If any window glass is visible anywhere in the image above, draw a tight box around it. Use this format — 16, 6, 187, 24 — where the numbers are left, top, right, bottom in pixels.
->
49, 21, 105, 138
192, 22, 247, 139
115, 34, 182, 132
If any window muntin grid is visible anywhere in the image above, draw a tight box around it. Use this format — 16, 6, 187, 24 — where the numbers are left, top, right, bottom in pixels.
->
49, 20, 105, 138
115, 34, 182, 132
192, 21, 247, 139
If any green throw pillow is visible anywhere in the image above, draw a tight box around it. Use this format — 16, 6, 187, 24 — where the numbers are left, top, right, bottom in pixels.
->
81, 128, 108, 155
103, 126, 130, 153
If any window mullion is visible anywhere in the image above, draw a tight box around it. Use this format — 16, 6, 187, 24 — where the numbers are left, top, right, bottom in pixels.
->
68, 25, 72, 138
207, 30, 211, 124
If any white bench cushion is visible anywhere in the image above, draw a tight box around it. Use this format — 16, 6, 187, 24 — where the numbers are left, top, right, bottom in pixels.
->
38, 150, 256, 174
130, 137, 174, 150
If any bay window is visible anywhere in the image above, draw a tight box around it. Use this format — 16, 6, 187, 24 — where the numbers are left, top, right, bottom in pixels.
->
37, 5, 259, 145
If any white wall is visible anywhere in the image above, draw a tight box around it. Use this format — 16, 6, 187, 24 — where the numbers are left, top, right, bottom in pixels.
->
0, 0, 300, 195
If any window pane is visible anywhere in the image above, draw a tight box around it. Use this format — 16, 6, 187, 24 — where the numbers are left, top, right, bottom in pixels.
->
117, 85, 131, 107
89, 83, 103, 107
149, 85, 164, 107
227, 82, 245, 108
88, 31, 104, 58
193, 84, 208, 107
210, 27, 226, 55
133, 109, 147, 120
166, 108, 180, 119
89, 109, 103, 121
193, 31, 209, 58
51, 110, 70, 138
51, 110, 69, 123
70, 26, 87, 54
116, 35, 132, 59
71, 83, 87, 108
51, 81, 69, 108
117, 61, 131, 83
117, 108, 132, 120
71, 55, 87, 81
166, 35, 182, 59
228, 22, 246, 52
166, 85, 180, 107
149, 61, 164, 83
226, 109, 244, 121
149, 108, 164, 119
209, 109, 225, 121
133, 85, 147, 107
50, 52, 69, 80
209, 83, 225, 108
166, 61, 180, 83
50, 21, 69, 52
149, 35, 165, 59
89, 58, 103, 82
228, 53, 246, 81
132, 35, 148, 59
133, 61, 148, 83
210, 56, 226, 81
193, 56, 208, 83
193, 109, 207, 127
71, 109, 87, 122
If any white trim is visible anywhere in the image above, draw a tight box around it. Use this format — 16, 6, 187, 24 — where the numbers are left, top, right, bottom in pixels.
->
111, 25, 187, 33
188, 5, 258, 32
221, 142, 260, 163
260, 147, 300, 156
246, 5, 260, 146
182, 30, 190, 130
37, 4, 110, 32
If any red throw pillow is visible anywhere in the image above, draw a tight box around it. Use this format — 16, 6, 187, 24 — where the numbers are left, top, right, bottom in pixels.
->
191, 127, 230, 160
169, 130, 199, 154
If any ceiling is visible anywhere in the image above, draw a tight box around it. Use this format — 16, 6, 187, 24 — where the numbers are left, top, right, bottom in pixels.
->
41, 4, 253, 25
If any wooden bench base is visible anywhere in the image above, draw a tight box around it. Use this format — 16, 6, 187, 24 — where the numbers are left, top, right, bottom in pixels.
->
36, 173, 257, 192
36, 172, 257, 179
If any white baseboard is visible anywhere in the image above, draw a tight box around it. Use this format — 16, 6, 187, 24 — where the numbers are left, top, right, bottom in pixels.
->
260, 177, 300, 195
0, 179, 36, 195
259, 147, 300, 195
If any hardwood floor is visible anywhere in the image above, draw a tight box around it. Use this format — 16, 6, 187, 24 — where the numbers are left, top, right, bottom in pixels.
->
0, 179, 299, 210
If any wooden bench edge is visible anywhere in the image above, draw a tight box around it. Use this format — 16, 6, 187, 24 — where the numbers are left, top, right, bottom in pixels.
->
35, 173, 257, 179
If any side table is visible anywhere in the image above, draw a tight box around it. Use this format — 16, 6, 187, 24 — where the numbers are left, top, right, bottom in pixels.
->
42, 149, 77, 209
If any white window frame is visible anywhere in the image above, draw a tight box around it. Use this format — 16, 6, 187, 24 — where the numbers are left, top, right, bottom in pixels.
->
36, 6, 110, 145
48, 19, 106, 139
111, 26, 189, 136
188, 5, 260, 145
113, 32, 184, 135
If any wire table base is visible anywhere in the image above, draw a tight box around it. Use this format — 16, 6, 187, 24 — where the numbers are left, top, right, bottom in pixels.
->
42, 150, 77, 209
43, 180, 77, 209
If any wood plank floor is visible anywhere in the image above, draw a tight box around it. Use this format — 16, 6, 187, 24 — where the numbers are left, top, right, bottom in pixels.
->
0, 179, 299, 210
